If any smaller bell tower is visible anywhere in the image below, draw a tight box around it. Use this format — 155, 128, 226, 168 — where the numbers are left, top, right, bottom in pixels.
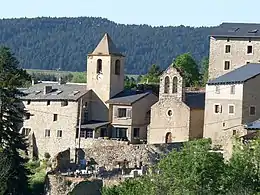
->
159, 66, 185, 102
87, 33, 125, 106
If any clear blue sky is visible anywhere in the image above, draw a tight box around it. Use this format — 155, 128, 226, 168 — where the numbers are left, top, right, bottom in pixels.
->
1, 0, 259, 27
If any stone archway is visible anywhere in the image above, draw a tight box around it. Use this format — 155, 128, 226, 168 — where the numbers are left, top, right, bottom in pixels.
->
165, 132, 172, 143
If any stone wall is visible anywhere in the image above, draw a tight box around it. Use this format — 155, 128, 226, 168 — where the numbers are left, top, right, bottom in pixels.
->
79, 139, 182, 170
208, 37, 260, 80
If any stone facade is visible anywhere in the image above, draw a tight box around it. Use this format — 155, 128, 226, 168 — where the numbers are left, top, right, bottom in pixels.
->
148, 66, 205, 144
21, 33, 158, 160
209, 37, 260, 80
79, 139, 182, 170
22, 91, 91, 159
203, 75, 260, 149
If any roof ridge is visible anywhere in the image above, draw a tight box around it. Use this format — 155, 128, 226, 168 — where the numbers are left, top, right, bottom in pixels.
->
91, 33, 122, 55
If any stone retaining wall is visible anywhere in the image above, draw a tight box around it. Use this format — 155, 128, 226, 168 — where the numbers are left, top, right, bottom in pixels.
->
80, 139, 182, 170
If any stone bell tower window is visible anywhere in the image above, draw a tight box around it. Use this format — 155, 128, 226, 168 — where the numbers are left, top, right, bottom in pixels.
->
172, 77, 178, 93
97, 59, 102, 73
164, 76, 170, 93
115, 59, 120, 75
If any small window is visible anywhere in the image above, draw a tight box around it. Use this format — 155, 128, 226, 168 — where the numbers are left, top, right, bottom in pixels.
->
61, 100, 68, 107
27, 100, 31, 105
249, 106, 256, 116
247, 46, 253, 54
133, 128, 140, 138
223, 122, 225, 127
57, 130, 62, 138
118, 108, 127, 118
230, 85, 235, 94
80, 130, 86, 138
246, 61, 250, 64
224, 61, 230, 70
115, 60, 121, 75
45, 129, 50, 137
47, 100, 50, 106
167, 110, 173, 116
214, 104, 222, 114
233, 130, 237, 136
97, 59, 102, 73
53, 114, 58, 121
215, 86, 220, 94
225, 45, 231, 53
227, 38, 230, 42
86, 130, 93, 138
229, 105, 235, 114
22, 128, 31, 136
84, 102, 88, 109
25, 113, 30, 120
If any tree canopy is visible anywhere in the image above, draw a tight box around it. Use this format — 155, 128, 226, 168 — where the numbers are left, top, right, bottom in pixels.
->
173, 53, 200, 87
0, 17, 211, 74
102, 138, 260, 195
0, 47, 31, 194
140, 64, 162, 84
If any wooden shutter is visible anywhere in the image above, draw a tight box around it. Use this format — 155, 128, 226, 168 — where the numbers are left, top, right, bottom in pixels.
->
114, 107, 118, 118
126, 108, 132, 118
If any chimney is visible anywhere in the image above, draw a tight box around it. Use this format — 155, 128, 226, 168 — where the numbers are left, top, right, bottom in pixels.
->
44, 86, 52, 95
58, 77, 66, 85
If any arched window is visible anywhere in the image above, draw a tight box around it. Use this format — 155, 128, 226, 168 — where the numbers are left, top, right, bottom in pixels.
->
164, 76, 170, 93
115, 60, 120, 75
172, 77, 178, 93
97, 59, 102, 73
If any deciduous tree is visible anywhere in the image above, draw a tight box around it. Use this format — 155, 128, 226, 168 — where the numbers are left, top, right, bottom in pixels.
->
173, 53, 200, 87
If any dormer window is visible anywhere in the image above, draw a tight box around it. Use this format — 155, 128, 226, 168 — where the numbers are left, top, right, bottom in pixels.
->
97, 59, 102, 73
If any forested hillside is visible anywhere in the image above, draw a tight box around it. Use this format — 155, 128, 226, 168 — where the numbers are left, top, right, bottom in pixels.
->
0, 17, 215, 74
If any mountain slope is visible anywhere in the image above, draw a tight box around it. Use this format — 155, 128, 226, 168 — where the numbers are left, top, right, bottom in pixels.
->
0, 17, 214, 74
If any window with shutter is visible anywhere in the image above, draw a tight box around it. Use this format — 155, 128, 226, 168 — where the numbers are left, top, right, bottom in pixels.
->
114, 107, 118, 118
126, 108, 132, 118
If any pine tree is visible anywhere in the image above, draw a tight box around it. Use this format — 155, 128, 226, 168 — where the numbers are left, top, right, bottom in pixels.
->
0, 47, 31, 194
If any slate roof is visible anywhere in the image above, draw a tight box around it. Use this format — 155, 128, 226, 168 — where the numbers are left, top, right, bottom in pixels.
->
185, 91, 205, 109
77, 121, 110, 129
106, 89, 152, 105
21, 82, 89, 101
207, 63, 260, 85
90, 33, 124, 56
245, 119, 260, 130
211, 22, 260, 38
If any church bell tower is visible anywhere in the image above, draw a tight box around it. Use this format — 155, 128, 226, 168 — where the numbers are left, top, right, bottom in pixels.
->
87, 33, 125, 105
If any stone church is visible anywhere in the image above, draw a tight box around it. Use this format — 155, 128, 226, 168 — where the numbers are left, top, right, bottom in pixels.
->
20, 33, 158, 159
148, 66, 205, 144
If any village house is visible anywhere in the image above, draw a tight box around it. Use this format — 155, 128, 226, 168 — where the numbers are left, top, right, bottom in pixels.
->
147, 66, 205, 144
203, 63, 260, 150
20, 33, 158, 159
209, 23, 260, 80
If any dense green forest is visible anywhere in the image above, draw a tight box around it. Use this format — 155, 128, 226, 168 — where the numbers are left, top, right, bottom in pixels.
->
0, 17, 214, 74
